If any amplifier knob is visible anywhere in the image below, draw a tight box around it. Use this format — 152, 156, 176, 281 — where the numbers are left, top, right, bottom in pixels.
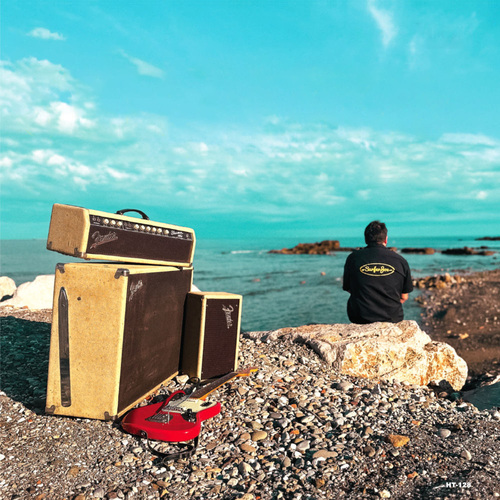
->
103, 218, 109, 225
163, 229, 169, 235
110, 220, 116, 226
151, 227, 157, 233
134, 224, 140, 230
140, 225, 145, 231
117, 221, 123, 227
145, 226, 151, 232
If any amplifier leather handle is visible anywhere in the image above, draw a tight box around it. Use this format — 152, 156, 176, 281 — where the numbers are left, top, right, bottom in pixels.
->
115, 209, 150, 220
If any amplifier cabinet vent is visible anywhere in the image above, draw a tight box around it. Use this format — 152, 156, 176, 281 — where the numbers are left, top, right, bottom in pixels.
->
181, 292, 242, 380
47, 203, 195, 267
46, 262, 193, 420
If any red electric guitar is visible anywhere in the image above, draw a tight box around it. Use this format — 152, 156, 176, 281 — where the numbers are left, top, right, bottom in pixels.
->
121, 367, 257, 443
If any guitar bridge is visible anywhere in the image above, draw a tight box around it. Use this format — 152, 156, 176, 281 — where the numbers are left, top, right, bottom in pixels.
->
146, 412, 173, 423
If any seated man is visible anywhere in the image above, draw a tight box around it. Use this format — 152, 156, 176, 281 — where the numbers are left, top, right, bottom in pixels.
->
343, 221, 413, 324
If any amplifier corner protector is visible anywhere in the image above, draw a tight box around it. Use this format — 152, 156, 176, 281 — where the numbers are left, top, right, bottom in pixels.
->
103, 411, 116, 421
114, 268, 130, 279
73, 249, 85, 258
56, 263, 66, 273
45, 405, 55, 415
47, 241, 53, 250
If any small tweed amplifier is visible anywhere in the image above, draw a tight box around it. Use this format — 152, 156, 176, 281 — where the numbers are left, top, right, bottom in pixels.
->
181, 292, 242, 380
47, 203, 195, 267
46, 262, 193, 420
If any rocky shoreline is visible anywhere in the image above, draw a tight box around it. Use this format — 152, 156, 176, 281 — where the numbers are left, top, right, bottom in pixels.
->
417, 269, 500, 384
1, 270, 500, 499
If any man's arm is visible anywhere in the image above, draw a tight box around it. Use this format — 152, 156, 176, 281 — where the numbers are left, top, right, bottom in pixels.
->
342, 255, 352, 293
400, 293, 408, 303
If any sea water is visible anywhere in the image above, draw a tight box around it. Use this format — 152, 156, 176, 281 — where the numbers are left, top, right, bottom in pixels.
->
1, 235, 499, 332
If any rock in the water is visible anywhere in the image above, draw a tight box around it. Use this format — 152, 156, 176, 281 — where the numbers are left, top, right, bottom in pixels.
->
0, 275, 55, 310
247, 320, 467, 390
0, 276, 17, 300
269, 240, 340, 255
401, 247, 436, 255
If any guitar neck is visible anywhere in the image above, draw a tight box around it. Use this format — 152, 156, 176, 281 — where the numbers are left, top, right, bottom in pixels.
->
190, 367, 257, 400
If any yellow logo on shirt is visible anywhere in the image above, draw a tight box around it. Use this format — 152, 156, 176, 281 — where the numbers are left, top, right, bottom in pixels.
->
360, 263, 395, 277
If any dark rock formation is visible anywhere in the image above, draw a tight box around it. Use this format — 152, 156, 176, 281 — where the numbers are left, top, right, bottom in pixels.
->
269, 240, 341, 255
401, 247, 436, 255
442, 247, 495, 256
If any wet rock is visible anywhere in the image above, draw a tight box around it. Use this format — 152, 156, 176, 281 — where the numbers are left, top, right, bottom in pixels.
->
269, 240, 340, 255
401, 247, 436, 255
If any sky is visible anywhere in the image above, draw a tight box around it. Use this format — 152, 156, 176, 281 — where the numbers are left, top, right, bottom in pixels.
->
1, 0, 499, 241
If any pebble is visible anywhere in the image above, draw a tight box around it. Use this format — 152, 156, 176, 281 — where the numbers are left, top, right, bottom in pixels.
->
238, 462, 253, 476
251, 430, 268, 441
337, 381, 353, 392
363, 445, 376, 457
438, 428, 452, 438
386, 434, 410, 447
240, 443, 257, 453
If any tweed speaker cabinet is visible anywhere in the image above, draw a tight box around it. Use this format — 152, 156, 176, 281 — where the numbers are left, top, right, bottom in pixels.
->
181, 292, 242, 380
47, 203, 195, 267
46, 262, 193, 420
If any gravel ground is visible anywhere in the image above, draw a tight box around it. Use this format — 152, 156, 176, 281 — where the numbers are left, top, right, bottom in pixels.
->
1, 315, 500, 499
1, 270, 500, 499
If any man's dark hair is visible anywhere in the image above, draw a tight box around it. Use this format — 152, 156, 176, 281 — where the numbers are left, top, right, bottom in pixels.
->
364, 220, 388, 244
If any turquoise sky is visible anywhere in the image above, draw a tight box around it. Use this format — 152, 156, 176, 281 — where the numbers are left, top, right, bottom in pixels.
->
1, 0, 499, 240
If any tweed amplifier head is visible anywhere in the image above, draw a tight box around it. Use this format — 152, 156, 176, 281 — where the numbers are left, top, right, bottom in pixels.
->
47, 203, 195, 267
46, 262, 193, 420
181, 292, 242, 380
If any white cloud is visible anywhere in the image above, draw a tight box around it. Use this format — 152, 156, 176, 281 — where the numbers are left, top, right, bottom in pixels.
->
1, 56, 499, 228
367, 0, 398, 48
0, 157, 13, 168
47, 154, 66, 166
440, 133, 497, 147
28, 27, 66, 41
119, 51, 164, 79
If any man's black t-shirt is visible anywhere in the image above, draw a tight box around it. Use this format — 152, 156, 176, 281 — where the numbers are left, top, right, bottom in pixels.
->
343, 243, 413, 324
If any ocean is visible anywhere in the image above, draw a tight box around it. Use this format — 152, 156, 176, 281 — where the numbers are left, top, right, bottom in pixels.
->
1, 235, 499, 332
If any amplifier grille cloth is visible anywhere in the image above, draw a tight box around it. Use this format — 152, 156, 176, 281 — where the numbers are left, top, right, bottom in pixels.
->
200, 298, 240, 379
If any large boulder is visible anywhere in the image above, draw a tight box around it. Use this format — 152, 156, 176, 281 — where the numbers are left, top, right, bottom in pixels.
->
0, 275, 55, 310
0, 276, 17, 300
246, 321, 467, 391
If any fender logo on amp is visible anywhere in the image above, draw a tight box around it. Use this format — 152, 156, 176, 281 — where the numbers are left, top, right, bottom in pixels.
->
90, 231, 119, 249
222, 305, 234, 329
